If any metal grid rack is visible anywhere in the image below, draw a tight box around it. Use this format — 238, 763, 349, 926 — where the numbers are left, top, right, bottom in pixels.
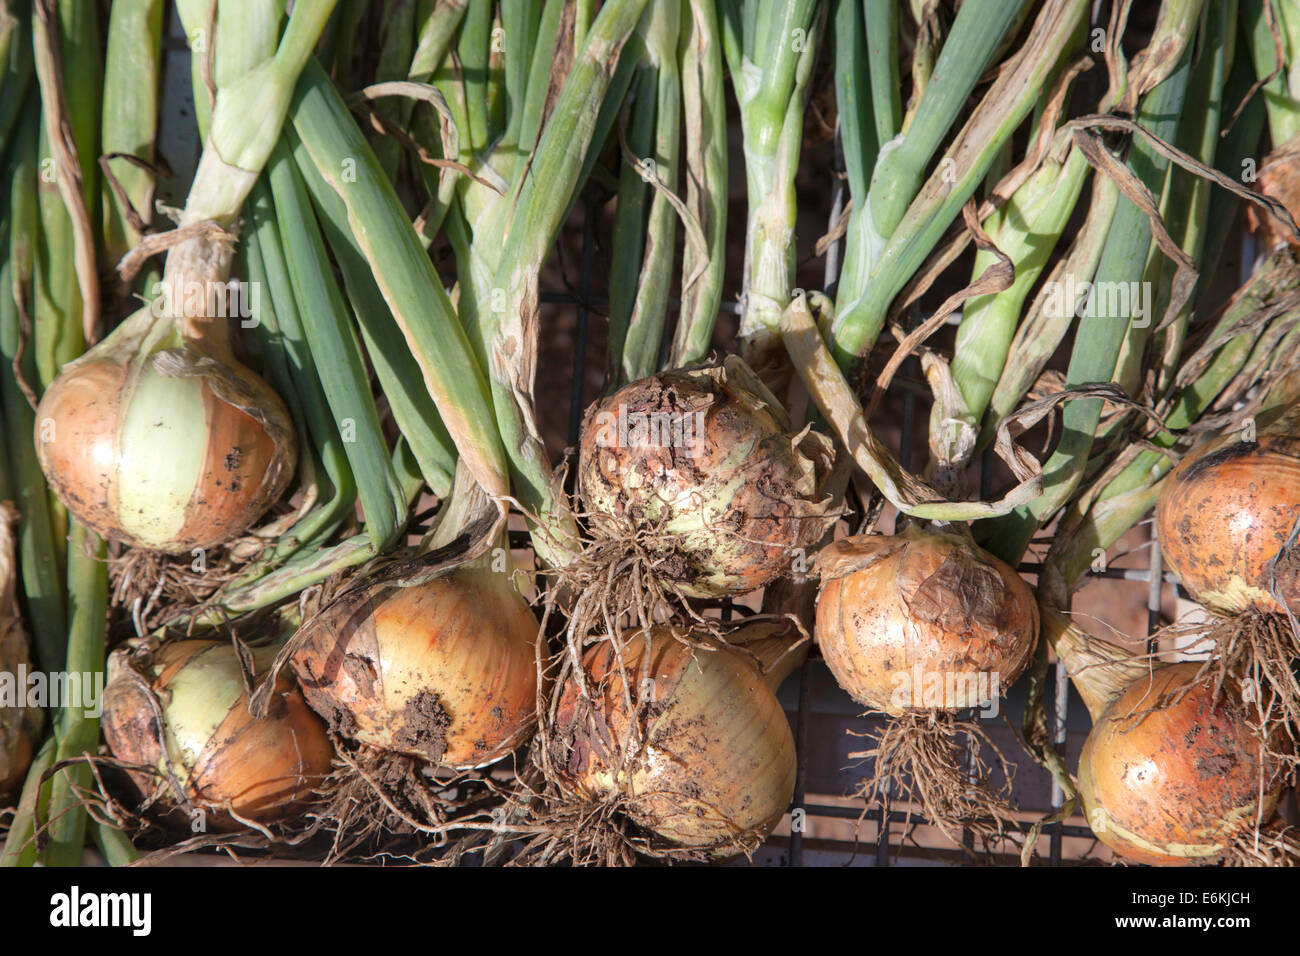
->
538, 156, 1194, 866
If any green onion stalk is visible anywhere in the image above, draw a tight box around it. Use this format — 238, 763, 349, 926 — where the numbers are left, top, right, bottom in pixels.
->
773, 0, 1089, 522
607, 0, 680, 388
932, 126, 1091, 483
829, 0, 1053, 369
978, 0, 1232, 491
668, 0, 728, 368
719, 0, 823, 391
980, 1, 1205, 567
405, 0, 651, 568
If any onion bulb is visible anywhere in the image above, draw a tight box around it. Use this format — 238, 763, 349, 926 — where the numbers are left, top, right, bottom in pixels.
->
814, 525, 1038, 715
1, 504, 41, 796
35, 305, 296, 553
291, 566, 539, 769
551, 625, 797, 854
1155, 406, 1300, 614
101, 639, 333, 826
577, 356, 834, 598
1078, 662, 1285, 866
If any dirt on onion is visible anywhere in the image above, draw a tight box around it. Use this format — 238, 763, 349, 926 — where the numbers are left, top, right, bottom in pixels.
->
814, 524, 1038, 847
1155, 403, 1300, 735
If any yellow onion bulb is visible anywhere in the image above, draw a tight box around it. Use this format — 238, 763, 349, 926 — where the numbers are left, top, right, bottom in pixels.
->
1078, 662, 1285, 866
34, 307, 296, 553
291, 566, 539, 769
1155, 407, 1300, 614
814, 525, 1038, 715
101, 639, 333, 826
577, 357, 834, 598
1, 504, 41, 796
552, 627, 796, 853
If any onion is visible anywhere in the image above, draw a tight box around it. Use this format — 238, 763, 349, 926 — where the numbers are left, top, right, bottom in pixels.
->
814, 525, 1038, 715
101, 638, 333, 826
814, 524, 1037, 838
1246, 137, 1300, 250
1078, 662, 1286, 866
35, 306, 296, 553
1, 504, 40, 796
291, 566, 539, 769
551, 624, 797, 854
577, 356, 834, 598
1155, 406, 1300, 615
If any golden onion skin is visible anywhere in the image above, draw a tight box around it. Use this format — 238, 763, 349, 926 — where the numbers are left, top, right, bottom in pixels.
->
1078, 663, 1283, 866
101, 640, 333, 826
291, 567, 539, 769
814, 526, 1038, 716
1155, 411, 1300, 614
577, 360, 831, 598
553, 629, 796, 852
35, 345, 295, 554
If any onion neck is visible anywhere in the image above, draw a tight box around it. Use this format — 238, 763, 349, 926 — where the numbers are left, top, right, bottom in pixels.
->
727, 620, 809, 693
1039, 603, 1152, 722
159, 233, 237, 344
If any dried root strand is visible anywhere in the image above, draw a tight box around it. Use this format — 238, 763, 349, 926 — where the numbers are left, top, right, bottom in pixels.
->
472, 748, 767, 867
1223, 824, 1300, 867
542, 508, 728, 660
850, 711, 1022, 853
1178, 609, 1300, 757
108, 544, 262, 637
305, 741, 525, 865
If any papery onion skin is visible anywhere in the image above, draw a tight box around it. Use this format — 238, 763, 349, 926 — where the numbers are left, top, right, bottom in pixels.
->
577, 359, 833, 598
1246, 139, 1300, 250
814, 525, 1038, 716
34, 321, 296, 554
1078, 662, 1284, 866
101, 640, 333, 826
1155, 410, 1300, 614
0, 503, 40, 797
553, 628, 795, 852
291, 566, 539, 769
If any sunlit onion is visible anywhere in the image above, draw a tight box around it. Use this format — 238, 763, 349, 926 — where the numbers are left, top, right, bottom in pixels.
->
291, 566, 539, 769
101, 639, 333, 826
814, 525, 1038, 715
1078, 662, 1285, 866
1155, 406, 1300, 614
35, 307, 296, 553
551, 625, 797, 853
577, 357, 834, 598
